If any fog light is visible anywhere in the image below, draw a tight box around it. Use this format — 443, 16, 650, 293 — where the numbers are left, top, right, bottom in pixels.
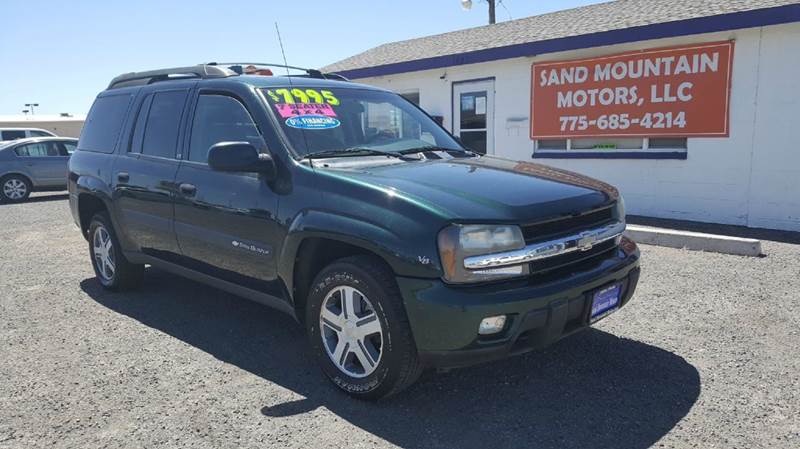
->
478, 315, 507, 335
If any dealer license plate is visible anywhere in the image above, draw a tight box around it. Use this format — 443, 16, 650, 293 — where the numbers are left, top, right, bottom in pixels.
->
590, 283, 622, 323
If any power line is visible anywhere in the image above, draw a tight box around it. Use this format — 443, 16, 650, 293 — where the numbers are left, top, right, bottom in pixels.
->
498, 0, 512, 20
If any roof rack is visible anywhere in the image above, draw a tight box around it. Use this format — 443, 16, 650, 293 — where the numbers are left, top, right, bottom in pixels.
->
213, 62, 350, 81
107, 64, 237, 89
207, 62, 349, 81
107, 62, 349, 90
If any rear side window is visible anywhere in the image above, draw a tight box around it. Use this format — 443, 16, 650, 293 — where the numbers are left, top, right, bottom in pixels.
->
188, 95, 261, 163
141, 90, 188, 159
128, 95, 153, 154
30, 130, 54, 137
79, 94, 132, 153
2, 130, 26, 140
15, 142, 60, 157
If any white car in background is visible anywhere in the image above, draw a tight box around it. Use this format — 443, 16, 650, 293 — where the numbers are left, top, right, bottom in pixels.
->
0, 128, 57, 142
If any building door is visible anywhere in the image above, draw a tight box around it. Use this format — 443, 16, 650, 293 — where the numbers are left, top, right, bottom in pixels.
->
453, 80, 494, 154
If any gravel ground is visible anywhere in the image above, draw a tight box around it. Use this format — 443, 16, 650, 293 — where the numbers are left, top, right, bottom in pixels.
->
1, 193, 798, 449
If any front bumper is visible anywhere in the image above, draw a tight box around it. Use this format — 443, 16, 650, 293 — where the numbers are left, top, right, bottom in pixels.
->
397, 237, 640, 369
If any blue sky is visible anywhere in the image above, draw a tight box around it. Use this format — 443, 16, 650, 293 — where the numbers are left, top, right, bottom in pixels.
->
0, 0, 605, 115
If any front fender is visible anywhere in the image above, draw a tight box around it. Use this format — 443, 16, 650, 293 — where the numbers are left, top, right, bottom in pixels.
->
278, 209, 443, 299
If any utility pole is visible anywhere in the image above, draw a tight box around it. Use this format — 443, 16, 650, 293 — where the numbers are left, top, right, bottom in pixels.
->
461, 0, 498, 25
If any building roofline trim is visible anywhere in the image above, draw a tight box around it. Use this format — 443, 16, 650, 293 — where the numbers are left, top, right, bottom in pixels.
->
337, 4, 800, 79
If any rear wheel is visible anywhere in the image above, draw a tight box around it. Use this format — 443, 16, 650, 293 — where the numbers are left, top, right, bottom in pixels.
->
88, 212, 144, 291
0, 175, 32, 202
306, 256, 423, 400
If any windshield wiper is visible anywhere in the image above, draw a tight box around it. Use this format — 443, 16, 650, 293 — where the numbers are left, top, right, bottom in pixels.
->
398, 146, 478, 157
302, 147, 412, 160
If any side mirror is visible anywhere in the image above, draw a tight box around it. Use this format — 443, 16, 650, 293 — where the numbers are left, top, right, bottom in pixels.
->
207, 142, 276, 179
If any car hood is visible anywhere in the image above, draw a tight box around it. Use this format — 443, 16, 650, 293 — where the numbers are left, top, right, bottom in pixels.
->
317, 155, 619, 222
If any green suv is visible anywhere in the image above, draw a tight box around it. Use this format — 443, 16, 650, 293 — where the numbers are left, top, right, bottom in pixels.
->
68, 64, 640, 399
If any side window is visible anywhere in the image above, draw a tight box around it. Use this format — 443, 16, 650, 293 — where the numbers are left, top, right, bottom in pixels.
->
15, 142, 58, 157
14, 145, 30, 157
141, 90, 188, 159
30, 130, 54, 137
2, 130, 26, 140
188, 95, 261, 163
60, 142, 77, 155
128, 94, 153, 154
79, 94, 132, 153
46, 142, 61, 156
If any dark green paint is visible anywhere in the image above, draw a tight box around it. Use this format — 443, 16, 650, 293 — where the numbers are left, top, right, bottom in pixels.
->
69, 75, 640, 368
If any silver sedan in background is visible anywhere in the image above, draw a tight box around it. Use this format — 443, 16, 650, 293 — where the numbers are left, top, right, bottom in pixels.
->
0, 137, 77, 202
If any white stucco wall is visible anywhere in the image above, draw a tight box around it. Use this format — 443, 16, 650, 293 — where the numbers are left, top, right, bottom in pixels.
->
355, 22, 800, 232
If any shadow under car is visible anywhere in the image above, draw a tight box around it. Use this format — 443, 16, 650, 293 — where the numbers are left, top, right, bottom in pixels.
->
81, 267, 700, 449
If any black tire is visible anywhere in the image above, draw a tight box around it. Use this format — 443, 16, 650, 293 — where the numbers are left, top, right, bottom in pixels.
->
306, 256, 423, 400
88, 212, 144, 291
0, 174, 32, 203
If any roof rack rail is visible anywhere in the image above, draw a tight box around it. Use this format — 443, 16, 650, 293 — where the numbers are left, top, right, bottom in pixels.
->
107, 64, 237, 89
107, 62, 350, 90
208, 62, 349, 81
312, 72, 350, 82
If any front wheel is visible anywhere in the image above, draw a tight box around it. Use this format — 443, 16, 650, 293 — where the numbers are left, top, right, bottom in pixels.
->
88, 212, 144, 291
306, 256, 423, 400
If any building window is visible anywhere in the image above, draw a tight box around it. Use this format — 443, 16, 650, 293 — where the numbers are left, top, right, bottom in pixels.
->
533, 137, 687, 159
570, 137, 643, 150
648, 137, 688, 149
400, 91, 420, 106
537, 139, 567, 150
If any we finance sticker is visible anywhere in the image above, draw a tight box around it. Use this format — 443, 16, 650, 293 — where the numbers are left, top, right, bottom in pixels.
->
285, 115, 341, 130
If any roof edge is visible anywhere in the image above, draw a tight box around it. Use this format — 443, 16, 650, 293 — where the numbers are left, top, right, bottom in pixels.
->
336, 3, 800, 79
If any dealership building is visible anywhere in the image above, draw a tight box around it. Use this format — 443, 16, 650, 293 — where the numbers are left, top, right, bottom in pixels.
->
324, 0, 800, 232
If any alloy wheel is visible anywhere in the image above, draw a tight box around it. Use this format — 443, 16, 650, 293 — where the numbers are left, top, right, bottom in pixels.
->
92, 225, 116, 282
3, 179, 27, 200
319, 285, 384, 378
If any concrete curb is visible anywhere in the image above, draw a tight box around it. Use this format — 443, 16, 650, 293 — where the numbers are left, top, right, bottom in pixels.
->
625, 225, 763, 257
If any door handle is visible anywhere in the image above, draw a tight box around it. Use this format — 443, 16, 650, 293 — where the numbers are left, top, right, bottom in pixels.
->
117, 172, 130, 183
179, 183, 197, 196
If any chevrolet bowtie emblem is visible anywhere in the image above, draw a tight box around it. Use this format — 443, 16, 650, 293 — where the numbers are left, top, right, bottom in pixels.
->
576, 230, 597, 251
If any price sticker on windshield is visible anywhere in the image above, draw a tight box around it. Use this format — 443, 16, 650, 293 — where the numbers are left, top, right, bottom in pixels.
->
274, 103, 337, 118
266, 88, 340, 105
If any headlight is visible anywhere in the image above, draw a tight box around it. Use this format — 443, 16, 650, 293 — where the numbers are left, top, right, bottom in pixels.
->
437, 224, 529, 284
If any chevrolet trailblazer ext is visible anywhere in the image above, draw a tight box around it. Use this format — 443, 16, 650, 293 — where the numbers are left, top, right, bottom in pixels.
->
68, 64, 640, 399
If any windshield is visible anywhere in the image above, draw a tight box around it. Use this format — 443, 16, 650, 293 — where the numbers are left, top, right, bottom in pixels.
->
261, 86, 463, 157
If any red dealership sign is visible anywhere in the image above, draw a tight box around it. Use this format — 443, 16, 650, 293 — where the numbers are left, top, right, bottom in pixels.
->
530, 41, 734, 139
